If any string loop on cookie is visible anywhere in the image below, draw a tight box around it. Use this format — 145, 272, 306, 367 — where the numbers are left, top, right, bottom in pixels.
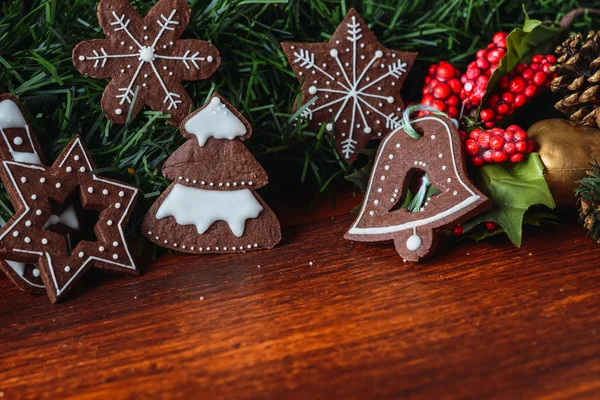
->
400, 105, 458, 139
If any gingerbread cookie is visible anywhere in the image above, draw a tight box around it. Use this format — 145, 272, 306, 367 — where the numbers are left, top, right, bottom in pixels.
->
0, 135, 139, 302
281, 9, 417, 163
142, 93, 281, 253
345, 114, 489, 261
72, 0, 220, 125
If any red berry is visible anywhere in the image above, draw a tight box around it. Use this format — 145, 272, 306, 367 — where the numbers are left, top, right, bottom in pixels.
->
465, 139, 479, 155
489, 135, 505, 150
433, 99, 447, 112
514, 94, 526, 107
487, 49, 505, 64
480, 108, 495, 122
509, 77, 526, 93
524, 84, 537, 97
471, 156, 484, 167
515, 140, 527, 152
545, 54, 556, 64
452, 225, 464, 236
483, 150, 493, 163
522, 68, 533, 81
447, 95, 459, 106
533, 71, 548, 86
503, 141, 516, 154
531, 54, 543, 64
433, 82, 451, 99
502, 92, 514, 104
492, 150, 507, 163
514, 129, 527, 141
527, 140, 536, 153
422, 94, 434, 106
485, 221, 499, 230
436, 62, 455, 80
448, 79, 462, 94
478, 131, 492, 148
496, 103, 509, 115
510, 153, 524, 163
476, 58, 490, 70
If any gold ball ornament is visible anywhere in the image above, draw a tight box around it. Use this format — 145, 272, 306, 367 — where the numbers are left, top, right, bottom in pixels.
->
528, 119, 600, 208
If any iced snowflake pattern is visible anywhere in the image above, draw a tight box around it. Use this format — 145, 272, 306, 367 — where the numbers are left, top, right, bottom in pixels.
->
73, 0, 220, 125
282, 9, 416, 163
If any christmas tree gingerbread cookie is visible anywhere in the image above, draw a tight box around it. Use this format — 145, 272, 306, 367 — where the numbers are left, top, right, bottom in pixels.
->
282, 9, 417, 163
0, 116, 140, 302
142, 93, 281, 253
345, 113, 490, 262
72, 0, 220, 125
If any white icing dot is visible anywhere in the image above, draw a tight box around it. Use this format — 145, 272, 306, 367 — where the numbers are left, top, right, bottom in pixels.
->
31, 194, 37, 200
442, 165, 447, 171
381, 176, 385, 181
144, 35, 148, 40
66, 166, 72, 172
13, 136, 23, 145
32, 268, 40, 277
387, 96, 394, 103
447, 178, 452, 183
79, 55, 85, 61
40, 177, 45, 183
163, 66, 168, 70
119, 191, 124, 197
12, 231, 18, 237
207, 55, 214, 62
65, 266, 71, 273
206, 247, 211, 251
36, 210, 42, 215
102, 189, 108, 195
248, 181, 253, 185
254, 244, 258, 248
374, 199, 379, 205
384, 165, 390, 170
79, 167, 86, 172
115, 203, 121, 209
112, 254, 119, 260
25, 220, 31, 227
330, 49, 339, 57
78, 251, 84, 258
375, 50, 384, 58
99, 246, 105, 252
247, 245, 252, 249
406, 235, 422, 251
308, 86, 317, 95
107, 220, 113, 226
369, 211, 375, 216
88, 187, 94, 193
453, 191, 458, 196
20, 177, 26, 183
363, 126, 372, 134
326, 123, 333, 131
215, 247, 219, 251
232, 247, 236, 251
377, 188, 382, 193
143, 26, 148, 30
74, 155, 79, 161
113, 241, 119, 247
431, 135, 436, 140
55, 183, 61, 188
42, 238, 48, 244
115, 108, 123, 115
389, 154, 394, 159
439, 153, 443, 158
24, 237, 31, 243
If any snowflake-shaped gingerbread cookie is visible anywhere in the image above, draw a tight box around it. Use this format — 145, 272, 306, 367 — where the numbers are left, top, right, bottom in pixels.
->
72, 0, 221, 125
282, 9, 417, 163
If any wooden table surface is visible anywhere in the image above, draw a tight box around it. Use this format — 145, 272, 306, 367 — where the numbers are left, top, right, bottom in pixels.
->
1, 192, 600, 399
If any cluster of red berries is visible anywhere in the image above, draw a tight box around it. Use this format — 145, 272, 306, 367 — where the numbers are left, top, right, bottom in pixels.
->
464, 125, 535, 166
452, 221, 499, 236
479, 54, 557, 128
460, 32, 508, 110
420, 62, 462, 118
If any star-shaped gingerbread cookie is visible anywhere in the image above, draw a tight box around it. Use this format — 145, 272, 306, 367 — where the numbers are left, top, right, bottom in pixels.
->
72, 0, 221, 125
0, 136, 139, 302
282, 9, 417, 163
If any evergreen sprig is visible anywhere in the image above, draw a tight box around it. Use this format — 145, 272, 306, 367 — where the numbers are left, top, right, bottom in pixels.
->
0, 0, 598, 229
577, 160, 600, 241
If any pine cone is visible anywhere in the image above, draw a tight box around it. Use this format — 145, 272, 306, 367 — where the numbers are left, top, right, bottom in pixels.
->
551, 31, 600, 128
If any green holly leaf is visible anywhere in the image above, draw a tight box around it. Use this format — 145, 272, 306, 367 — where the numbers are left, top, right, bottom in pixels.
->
478, 7, 566, 115
468, 153, 556, 247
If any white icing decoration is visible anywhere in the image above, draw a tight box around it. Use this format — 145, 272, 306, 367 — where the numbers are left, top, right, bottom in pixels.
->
0, 101, 42, 164
78, 8, 214, 113
183, 97, 247, 146
42, 204, 79, 230
290, 15, 407, 159
406, 234, 422, 251
348, 116, 481, 235
32, 268, 40, 277
155, 184, 263, 237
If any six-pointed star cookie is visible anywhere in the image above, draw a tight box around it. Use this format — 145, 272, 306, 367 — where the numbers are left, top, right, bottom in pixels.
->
282, 9, 417, 163
0, 136, 139, 302
72, 0, 221, 125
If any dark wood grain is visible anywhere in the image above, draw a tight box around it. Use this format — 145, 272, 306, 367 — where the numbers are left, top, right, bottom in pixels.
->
1, 193, 600, 399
